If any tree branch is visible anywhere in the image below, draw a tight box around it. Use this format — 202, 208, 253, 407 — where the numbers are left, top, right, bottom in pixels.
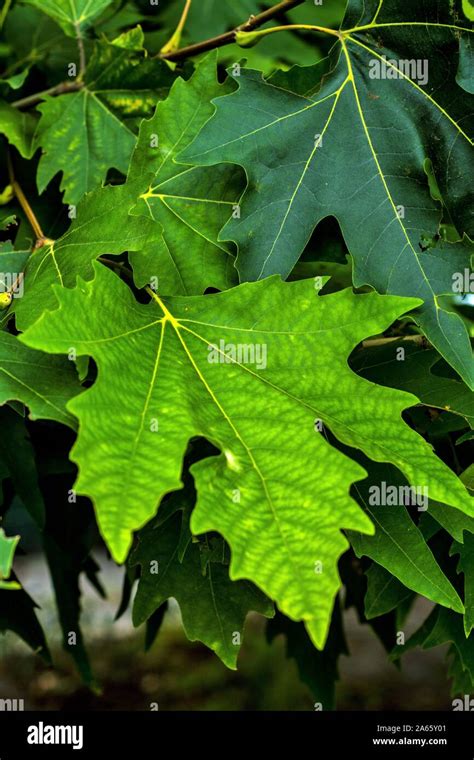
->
75, 21, 87, 79
158, 0, 306, 62
11, 80, 83, 110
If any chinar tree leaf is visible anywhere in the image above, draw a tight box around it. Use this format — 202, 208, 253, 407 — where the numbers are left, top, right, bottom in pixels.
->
20, 263, 474, 647
0, 103, 37, 158
392, 607, 474, 684
130, 511, 273, 669
32, 41, 175, 205
22, 0, 115, 37
181, 0, 474, 387
13, 180, 164, 332
0, 331, 82, 428
351, 340, 474, 429
128, 53, 245, 295
348, 461, 464, 614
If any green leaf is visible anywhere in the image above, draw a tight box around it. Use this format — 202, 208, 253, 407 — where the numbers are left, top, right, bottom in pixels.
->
0, 331, 82, 427
0, 407, 45, 527
13, 181, 163, 331
0, 527, 20, 589
364, 563, 412, 619
393, 607, 474, 684
429, 465, 474, 542
267, 603, 348, 709
43, 504, 99, 688
0, 67, 31, 91
0, 215, 17, 232
20, 264, 473, 646
182, 0, 474, 386
131, 511, 273, 669
22, 0, 115, 37
351, 340, 474, 428
128, 53, 244, 294
33, 91, 134, 206
0, 102, 37, 158
452, 533, 474, 637
0, 586, 51, 659
83, 38, 176, 120
348, 462, 464, 614
32, 41, 175, 205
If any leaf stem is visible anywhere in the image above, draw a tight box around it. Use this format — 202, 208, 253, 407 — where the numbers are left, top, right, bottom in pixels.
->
238, 23, 341, 44
75, 22, 87, 79
7, 152, 48, 247
158, 0, 307, 62
160, 0, 193, 55
11, 80, 83, 109
99, 257, 134, 281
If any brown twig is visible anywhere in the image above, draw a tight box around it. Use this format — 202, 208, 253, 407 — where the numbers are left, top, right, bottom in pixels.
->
7, 152, 49, 247
158, 0, 305, 62
11, 80, 83, 110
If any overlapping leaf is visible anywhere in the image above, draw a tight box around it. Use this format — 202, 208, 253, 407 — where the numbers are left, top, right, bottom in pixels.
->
131, 510, 273, 668
13, 180, 164, 331
0, 407, 45, 526
128, 53, 245, 294
22, 0, 115, 37
33, 40, 175, 204
181, 0, 474, 386
0, 331, 81, 427
348, 461, 464, 613
21, 264, 473, 646
351, 341, 474, 428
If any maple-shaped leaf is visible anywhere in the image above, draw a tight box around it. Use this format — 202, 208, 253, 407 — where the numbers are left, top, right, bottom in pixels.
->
22, 0, 115, 37
428, 465, 474, 543
351, 341, 474, 429
33, 41, 175, 204
82, 38, 176, 120
393, 606, 474, 685
13, 180, 164, 331
0, 332, 81, 427
128, 53, 245, 294
0, 584, 51, 661
181, 0, 474, 387
21, 264, 473, 646
131, 510, 273, 669
348, 461, 464, 613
